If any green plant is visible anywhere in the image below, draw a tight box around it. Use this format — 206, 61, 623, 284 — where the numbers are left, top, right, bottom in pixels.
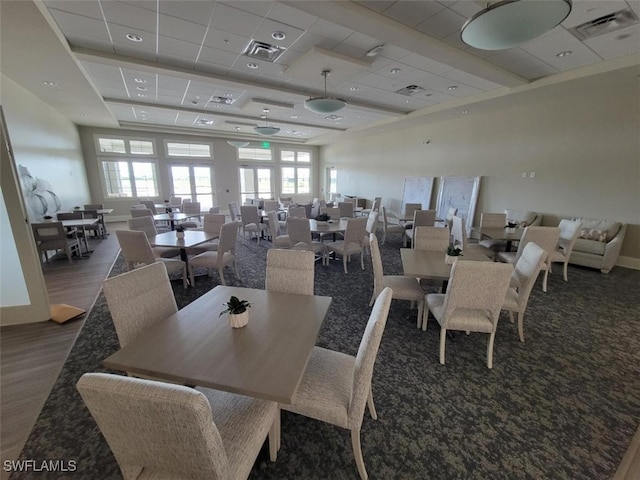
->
220, 296, 252, 316
43, 215, 53, 220
175, 225, 185, 232
315, 213, 330, 222
447, 245, 463, 256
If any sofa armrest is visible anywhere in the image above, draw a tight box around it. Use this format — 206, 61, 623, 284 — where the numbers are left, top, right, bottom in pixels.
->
530, 214, 542, 226
601, 224, 627, 273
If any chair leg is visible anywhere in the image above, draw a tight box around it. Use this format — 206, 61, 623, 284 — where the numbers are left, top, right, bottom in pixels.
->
563, 261, 569, 282
343, 254, 348, 274
369, 289, 375, 307
351, 429, 368, 480
416, 300, 424, 330
360, 251, 364, 270
487, 331, 496, 369
508, 311, 514, 324
189, 265, 195, 287
219, 267, 226, 285
182, 266, 188, 289
542, 268, 549, 292
268, 409, 279, 462
421, 307, 429, 331
439, 329, 447, 364
367, 385, 377, 420
517, 311, 525, 343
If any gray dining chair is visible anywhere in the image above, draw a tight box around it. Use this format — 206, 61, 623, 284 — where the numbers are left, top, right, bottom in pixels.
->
325, 217, 367, 273
188, 221, 239, 285
265, 249, 314, 295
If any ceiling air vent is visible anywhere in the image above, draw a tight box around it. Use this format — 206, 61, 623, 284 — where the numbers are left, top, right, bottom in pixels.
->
209, 96, 234, 105
395, 85, 425, 96
568, 8, 639, 41
242, 40, 286, 63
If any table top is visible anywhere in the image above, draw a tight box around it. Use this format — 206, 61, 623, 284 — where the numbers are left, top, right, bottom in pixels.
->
153, 213, 189, 221
471, 227, 524, 242
72, 208, 113, 215
149, 230, 218, 248
103, 286, 332, 403
60, 218, 100, 228
154, 203, 182, 209
309, 218, 349, 233
400, 248, 492, 280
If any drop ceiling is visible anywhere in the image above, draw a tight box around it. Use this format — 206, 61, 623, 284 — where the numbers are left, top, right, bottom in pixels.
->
2, 0, 639, 145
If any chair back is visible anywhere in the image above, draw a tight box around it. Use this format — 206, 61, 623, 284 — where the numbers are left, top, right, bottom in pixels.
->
320, 207, 340, 219
287, 217, 313, 249
77, 373, 230, 479
265, 249, 314, 295
371, 197, 382, 212
450, 215, 467, 249
343, 217, 367, 248
442, 261, 512, 329
338, 202, 354, 218
130, 208, 153, 218
84, 204, 104, 210
365, 210, 378, 235
348, 287, 393, 430
103, 262, 177, 347
480, 212, 507, 228
288, 206, 306, 218
404, 203, 422, 218
263, 200, 278, 212
413, 226, 449, 251
140, 201, 157, 215
413, 209, 436, 227
169, 196, 182, 206
203, 214, 226, 235
127, 216, 158, 238
228, 202, 241, 221
83, 209, 100, 220
381, 205, 391, 230
217, 222, 239, 260
31, 222, 68, 249
57, 212, 83, 221
183, 201, 201, 215
209, 206, 220, 214
115, 229, 157, 270
557, 219, 581, 255
512, 242, 547, 311
278, 196, 293, 209
240, 205, 260, 226
369, 234, 385, 298
266, 210, 281, 237
445, 207, 458, 228
515, 226, 561, 264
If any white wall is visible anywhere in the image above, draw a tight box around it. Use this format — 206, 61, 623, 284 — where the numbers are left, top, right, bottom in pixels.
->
320, 66, 640, 261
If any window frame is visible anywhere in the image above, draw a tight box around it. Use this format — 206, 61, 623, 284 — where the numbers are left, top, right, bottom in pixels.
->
99, 158, 160, 199
94, 134, 156, 157
278, 148, 313, 195
164, 140, 213, 158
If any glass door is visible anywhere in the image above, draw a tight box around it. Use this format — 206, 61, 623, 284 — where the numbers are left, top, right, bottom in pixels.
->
239, 166, 272, 204
169, 164, 216, 210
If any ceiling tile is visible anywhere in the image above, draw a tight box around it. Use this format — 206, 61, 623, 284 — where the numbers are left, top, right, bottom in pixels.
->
267, 2, 318, 30
307, 18, 353, 42
202, 28, 250, 54
355, 1, 396, 13
158, 14, 208, 45
45, 0, 103, 20
210, 4, 264, 38
158, 0, 215, 27
158, 36, 201, 64
252, 18, 306, 49
382, 1, 446, 27
584, 23, 640, 59
47, 9, 111, 43
197, 46, 241, 67
101, 1, 157, 33
415, 7, 466, 39
562, 0, 629, 28
219, 1, 275, 18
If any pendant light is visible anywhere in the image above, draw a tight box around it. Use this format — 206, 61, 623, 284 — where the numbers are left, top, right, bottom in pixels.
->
227, 127, 250, 148
253, 108, 280, 136
304, 70, 346, 114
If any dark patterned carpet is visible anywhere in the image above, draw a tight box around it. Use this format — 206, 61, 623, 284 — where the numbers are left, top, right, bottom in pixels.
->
16, 234, 640, 479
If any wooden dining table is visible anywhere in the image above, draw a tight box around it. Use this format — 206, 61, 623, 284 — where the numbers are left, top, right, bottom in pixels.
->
400, 248, 492, 283
309, 218, 348, 242
103, 286, 332, 404
153, 212, 189, 230
471, 226, 525, 252
60, 218, 100, 254
149, 230, 218, 263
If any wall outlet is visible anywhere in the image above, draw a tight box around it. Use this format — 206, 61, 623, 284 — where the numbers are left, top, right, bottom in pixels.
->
522, 172, 528, 178
529, 172, 536, 178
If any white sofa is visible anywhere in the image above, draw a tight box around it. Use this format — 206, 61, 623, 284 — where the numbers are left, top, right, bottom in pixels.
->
568, 217, 627, 274
505, 209, 542, 228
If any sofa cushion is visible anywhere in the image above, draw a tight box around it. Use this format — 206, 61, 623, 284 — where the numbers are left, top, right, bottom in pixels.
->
505, 209, 537, 227
572, 218, 620, 242
579, 228, 607, 242
574, 238, 607, 256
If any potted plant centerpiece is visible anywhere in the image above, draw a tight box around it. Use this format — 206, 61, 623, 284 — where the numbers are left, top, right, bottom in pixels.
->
315, 213, 330, 225
220, 295, 252, 328
43, 215, 54, 222
445, 245, 463, 265
506, 221, 518, 232
175, 224, 185, 239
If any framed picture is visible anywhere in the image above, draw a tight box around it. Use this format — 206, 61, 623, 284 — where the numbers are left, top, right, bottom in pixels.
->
401, 176, 434, 213
436, 176, 481, 236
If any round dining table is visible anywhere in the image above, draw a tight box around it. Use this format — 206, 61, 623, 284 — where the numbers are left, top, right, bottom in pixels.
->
309, 218, 348, 242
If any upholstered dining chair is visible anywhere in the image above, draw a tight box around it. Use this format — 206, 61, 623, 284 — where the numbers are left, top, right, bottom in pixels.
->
186, 213, 226, 255
286, 217, 326, 261
477, 212, 507, 250
380, 206, 406, 245
413, 226, 450, 251
139, 200, 158, 215
127, 216, 177, 257
287, 206, 306, 218
360, 210, 379, 254
169, 195, 182, 208
402, 203, 422, 226
361, 197, 382, 217
263, 199, 279, 213
404, 209, 436, 247
188, 221, 239, 286
548, 219, 581, 284
501, 242, 547, 343
180, 201, 202, 229
370, 233, 424, 327
496, 226, 560, 292
84, 203, 107, 233
103, 262, 177, 348
82, 209, 106, 238
450, 215, 498, 259
130, 208, 154, 219
320, 206, 341, 220
115, 230, 188, 288
338, 201, 355, 218
265, 249, 314, 295
77, 373, 279, 480
228, 201, 241, 222
32, 221, 80, 264
325, 217, 367, 274
239, 205, 268, 245
266, 210, 290, 248
280, 287, 393, 480
423, 261, 513, 368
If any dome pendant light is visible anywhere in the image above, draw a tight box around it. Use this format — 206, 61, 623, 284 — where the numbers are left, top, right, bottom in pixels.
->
304, 70, 346, 114
460, 0, 572, 50
254, 108, 280, 136
227, 127, 250, 148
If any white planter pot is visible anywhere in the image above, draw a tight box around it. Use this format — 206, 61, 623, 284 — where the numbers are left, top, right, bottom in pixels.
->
445, 254, 458, 265
176, 231, 185, 239
228, 310, 249, 328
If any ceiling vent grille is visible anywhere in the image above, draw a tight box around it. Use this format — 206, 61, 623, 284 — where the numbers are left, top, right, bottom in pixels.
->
242, 40, 286, 63
209, 96, 234, 105
395, 85, 426, 96
568, 8, 639, 41
225, 120, 258, 127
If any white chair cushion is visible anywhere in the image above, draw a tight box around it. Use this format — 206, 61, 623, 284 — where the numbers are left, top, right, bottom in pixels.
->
573, 238, 607, 256
503, 287, 519, 311
381, 276, 424, 301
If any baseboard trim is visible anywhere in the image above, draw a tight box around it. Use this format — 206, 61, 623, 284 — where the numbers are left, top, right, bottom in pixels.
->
617, 256, 640, 271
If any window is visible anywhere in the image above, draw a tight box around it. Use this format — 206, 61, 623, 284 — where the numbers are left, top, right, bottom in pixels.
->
96, 136, 155, 155
239, 167, 272, 204
238, 147, 272, 161
329, 168, 337, 194
102, 160, 159, 198
280, 150, 312, 194
166, 142, 211, 157
169, 164, 216, 210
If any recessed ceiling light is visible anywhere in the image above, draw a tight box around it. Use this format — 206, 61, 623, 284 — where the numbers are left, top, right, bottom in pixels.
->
126, 33, 143, 42
43, 81, 58, 87
349, 86, 359, 92
448, 85, 458, 91
290, 115, 298, 119
556, 50, 572, 57
137, 93, 147, 97
425, 93, 432, 97
191, 100, 199, 106
140, 110, 148, 114
197, 118, 214, 125
223, 39, 230, 44
462, 110, 469, 114
223, 92, 233, 97
324, 115, 343, 121
134, 78, 147, 84
390, 68, 401, 74
406, 100, 412, 103
247, 62, 259, 69
271, 31, 286, 40
136, 86, 147, 91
